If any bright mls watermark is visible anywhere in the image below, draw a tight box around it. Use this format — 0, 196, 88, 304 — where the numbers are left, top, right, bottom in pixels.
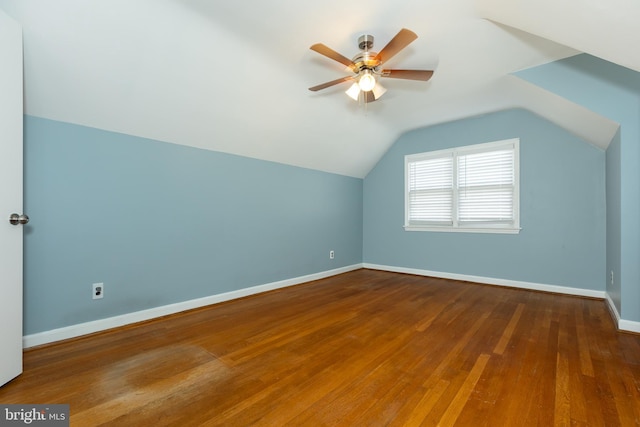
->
0, 405, 69, 426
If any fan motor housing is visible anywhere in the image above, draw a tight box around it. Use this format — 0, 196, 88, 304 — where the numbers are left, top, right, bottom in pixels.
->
352, 50, 380, 74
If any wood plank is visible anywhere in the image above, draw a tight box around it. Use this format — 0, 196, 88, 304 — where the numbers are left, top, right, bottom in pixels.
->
493, 302, 525, 355
555, 336, 571, 426
575, 302, 595, 377
437, 353, 491, 426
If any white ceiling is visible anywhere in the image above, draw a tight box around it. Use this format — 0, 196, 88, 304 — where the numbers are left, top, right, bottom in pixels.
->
0, 0, 635, 178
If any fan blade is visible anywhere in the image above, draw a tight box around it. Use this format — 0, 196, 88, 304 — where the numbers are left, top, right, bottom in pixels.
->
374, 28, 418, 66
310, 43, 355, 70
309, 76, 354, 92
381, 69, 434, 81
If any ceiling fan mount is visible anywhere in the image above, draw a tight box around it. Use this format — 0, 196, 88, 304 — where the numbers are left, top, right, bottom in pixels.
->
308, 29, 434, 103
357, 34, 375, 51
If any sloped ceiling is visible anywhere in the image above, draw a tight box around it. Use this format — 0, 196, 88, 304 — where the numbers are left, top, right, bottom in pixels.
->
476, 0, 640, 74
0, 0, 634, 178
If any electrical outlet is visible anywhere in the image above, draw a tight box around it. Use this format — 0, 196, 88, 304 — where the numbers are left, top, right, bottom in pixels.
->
610, 270, 614, 286
92, 283, 104, 300
329, 250, 335, 259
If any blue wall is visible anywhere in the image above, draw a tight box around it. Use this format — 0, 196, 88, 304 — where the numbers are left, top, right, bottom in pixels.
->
516, 54, 640, 322
363, 109, 606, 290
23, 116, 363, 334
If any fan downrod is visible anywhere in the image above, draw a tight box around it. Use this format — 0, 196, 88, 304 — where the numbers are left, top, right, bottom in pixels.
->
358, 35, 374, 51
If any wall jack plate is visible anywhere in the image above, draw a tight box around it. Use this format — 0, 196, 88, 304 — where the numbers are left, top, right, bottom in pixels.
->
93, 283, 104, 300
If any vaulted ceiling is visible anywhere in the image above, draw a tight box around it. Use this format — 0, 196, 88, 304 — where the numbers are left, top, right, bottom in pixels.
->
1, 0, 637, 177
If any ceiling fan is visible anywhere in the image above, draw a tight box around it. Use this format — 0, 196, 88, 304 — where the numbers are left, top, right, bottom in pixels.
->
308, 28, 434, 103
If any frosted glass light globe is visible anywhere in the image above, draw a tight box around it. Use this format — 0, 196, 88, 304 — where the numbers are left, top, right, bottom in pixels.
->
358, 71, 376, 92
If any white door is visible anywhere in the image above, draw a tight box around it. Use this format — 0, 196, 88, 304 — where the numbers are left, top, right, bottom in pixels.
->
0, 9, 24, 387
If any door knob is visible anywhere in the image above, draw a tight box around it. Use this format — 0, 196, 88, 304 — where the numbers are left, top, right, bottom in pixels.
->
9, 213, 29, 225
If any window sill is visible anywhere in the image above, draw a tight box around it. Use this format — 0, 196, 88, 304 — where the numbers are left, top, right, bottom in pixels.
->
403, 225, 521, 234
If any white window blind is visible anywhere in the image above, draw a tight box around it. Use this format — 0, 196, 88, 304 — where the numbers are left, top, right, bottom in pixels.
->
405, 139, 519, 233
407, 155, 453, 225
457, 148, 514, 224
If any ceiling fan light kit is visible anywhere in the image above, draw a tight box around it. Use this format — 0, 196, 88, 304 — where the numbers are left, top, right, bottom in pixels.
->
309, 28, 434, 103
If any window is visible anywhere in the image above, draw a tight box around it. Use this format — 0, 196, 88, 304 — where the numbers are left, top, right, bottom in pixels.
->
405, 138, 520, 233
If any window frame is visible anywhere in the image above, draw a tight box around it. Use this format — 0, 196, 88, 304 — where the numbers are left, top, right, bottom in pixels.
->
404, 138, 520, 234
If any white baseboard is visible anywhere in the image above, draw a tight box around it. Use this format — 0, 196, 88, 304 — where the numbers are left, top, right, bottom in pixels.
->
619, 319, 640, 334
606, 295, 640, 333
23, 264, 363, 349
24, 263, 639, 348
605, 292, 621, 325
364, 263, 606, 298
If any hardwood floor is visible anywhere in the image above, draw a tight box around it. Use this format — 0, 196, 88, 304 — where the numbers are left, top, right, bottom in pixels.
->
1, 269, 639, 426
